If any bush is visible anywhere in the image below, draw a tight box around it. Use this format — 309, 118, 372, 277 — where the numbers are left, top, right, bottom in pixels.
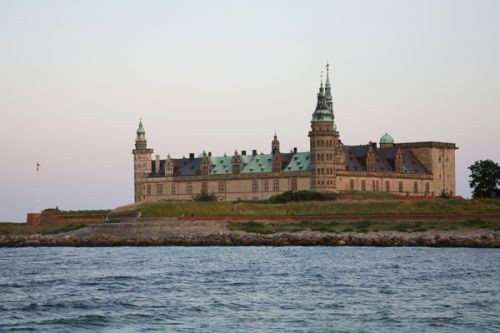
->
440, 190, 451, 199
268, 191, 336, 203
193, 191, 218, 202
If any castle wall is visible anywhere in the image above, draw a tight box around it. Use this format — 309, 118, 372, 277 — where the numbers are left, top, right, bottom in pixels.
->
337, 171, 435, 196
134, 167, 451, 202
135, 173, 311, 202
398, 142, 457, 196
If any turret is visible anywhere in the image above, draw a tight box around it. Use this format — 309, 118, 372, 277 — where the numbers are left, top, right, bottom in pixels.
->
231, 150, 241, 174
132, 118, 153, 202
379, 133, 395, 148
200, 151, 210, 175
366, 142, 376, 172
271, 133, 282, 172
396, 147, 404, 173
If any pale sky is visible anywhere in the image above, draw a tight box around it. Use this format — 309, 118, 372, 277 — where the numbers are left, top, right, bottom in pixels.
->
1, 0, 499, 222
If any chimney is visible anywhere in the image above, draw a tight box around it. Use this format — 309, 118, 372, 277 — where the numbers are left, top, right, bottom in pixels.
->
189, 153, 194, 160
242, 150, 246, 156
293, 147, 297, 153
155, 155, 160, 174
252, 149, 257, 156
371, 142, 377, 149
208, 152, 212, 157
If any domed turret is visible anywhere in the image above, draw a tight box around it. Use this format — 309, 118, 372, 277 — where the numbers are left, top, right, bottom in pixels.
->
137, 118, 145, 135
380, 133, 394, 148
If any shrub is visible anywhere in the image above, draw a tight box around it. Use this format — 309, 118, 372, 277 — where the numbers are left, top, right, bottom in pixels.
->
440, 190, 451, 199
192, 192, 218, 202
268, 191, 336, 203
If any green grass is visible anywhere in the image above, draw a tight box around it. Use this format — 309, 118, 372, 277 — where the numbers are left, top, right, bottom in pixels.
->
0, 223, 87, 236
227, 219, 500, 234
113, 198, 500, 218
59, 210, 110, 219
341, 190, 399, 201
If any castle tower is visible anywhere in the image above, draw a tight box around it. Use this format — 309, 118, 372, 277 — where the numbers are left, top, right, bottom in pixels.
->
309, 64, 342, 192
271, 133, 282, 172
132, 118, 153, 202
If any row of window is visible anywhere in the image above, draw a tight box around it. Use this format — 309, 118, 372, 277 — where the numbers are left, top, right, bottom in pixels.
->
312, 153, 335, 162
314, 168, 335, 175
145, 178, 295, 196
311, 139, 334, 147
348, 179, 431, 194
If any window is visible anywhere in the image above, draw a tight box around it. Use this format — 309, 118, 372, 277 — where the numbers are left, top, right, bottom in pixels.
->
361, 180, 366, 192
385, 180, 390, 192
350, 179, 355, 190
171, 183, 176, 194
372, 180, 376, 192
274, 178, 279, 192
376, 180, 379, 192
202, 182, 208, 193
425, 182, 430, 194
252, 179, 258, 192
218, 180, 225, 193
187, 182, 192, 194
264, 179, 269, 192
157, 183, 163, 195
414, 182, 418, 194
147, 184, 151, 195
291, 177, 297, 191
398, 181, 403, 193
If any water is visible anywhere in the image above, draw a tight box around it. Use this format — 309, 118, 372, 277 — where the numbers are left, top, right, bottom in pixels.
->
0, 247, 499, 332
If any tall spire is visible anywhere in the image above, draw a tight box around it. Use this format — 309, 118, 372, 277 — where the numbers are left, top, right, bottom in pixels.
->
312, 68, 334, 123
325, 62, 333, 114
325, 62, 331, 87
319, 70, 324, 94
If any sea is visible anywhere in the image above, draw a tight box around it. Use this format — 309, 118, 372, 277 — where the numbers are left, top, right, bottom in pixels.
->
0, 247, 499, 332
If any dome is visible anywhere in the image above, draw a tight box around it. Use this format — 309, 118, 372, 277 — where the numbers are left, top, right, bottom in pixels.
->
380, 133, 394, 144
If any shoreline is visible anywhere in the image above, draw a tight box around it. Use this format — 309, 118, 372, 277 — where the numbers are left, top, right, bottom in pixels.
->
1, 219, 498, 247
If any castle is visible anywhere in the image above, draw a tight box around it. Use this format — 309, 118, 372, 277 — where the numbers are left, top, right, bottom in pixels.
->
133, 65, 456, 202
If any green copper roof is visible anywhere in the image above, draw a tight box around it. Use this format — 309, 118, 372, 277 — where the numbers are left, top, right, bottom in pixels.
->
137, 118, 145, 134
380, 133, 394, 144
241, 154, 273, 173
284, 152, 310, 172
209, 155, 232, 174
206, 151, 311, 174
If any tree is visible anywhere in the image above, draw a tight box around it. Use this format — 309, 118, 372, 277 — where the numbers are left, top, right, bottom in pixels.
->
468, 159, 500, 198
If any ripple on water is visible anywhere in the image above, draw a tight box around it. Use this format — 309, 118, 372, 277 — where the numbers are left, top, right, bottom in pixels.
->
0, 247, 499, 332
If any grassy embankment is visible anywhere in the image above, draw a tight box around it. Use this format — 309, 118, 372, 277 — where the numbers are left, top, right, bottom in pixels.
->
58, 210, 110, 219
0, 223, 86, 236
228, 219, 500, 234
113, 197, 500, 218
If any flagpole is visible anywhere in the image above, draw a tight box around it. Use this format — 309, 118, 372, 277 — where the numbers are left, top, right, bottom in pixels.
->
36, 162, 40, 213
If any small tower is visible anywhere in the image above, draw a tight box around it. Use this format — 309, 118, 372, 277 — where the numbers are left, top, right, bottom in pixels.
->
366, 142, 376, 172
164, 154, 174, 177
231, 150, 241, 174
132, 118, 153, 202
200, 151, 210, 175
395, 147, 404, 173
271, 133, 282, 173
309, 64, 343, 192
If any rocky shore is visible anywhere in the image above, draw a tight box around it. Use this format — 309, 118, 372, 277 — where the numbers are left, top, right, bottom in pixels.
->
1, 219, 499, 247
